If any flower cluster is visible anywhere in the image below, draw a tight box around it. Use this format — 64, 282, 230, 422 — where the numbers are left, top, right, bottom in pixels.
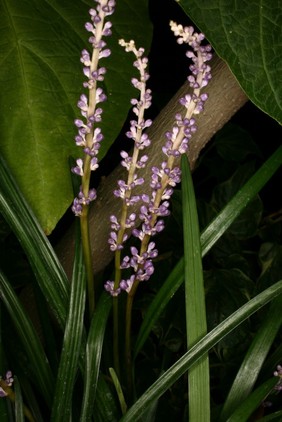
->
72, 0, 116, 216
105, 23, 212, 296
105, 40, 154, 296
130, 23, 213, 245
0, 371, 13, 398
108, 39, 152, 249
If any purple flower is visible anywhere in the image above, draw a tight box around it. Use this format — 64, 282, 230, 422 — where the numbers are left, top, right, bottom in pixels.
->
72, 187, 97, 216
104, 281, 121, 296
110, 215, 120, 231
72, 158, 84, 176
108, 231, 128, 251
118, 243, 158, 291
0, 371, 14, 398
120, 275, 135, 293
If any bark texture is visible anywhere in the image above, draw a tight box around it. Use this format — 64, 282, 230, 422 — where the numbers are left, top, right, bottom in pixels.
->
56, 56, 248, 279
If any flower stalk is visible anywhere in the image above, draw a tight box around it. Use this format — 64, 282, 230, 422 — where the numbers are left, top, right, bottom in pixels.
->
72, 0, 115, 317
105, 22, 212, 395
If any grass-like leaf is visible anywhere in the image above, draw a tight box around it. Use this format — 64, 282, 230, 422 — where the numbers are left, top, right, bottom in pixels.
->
14, 376, 24, 422
79, 292, 112, 421
109, 367, 127, 415
220, 295, 282, 421
121, 280, 282, 422
181, 154, 210, 421
93, 375, 120, 422
0, 395, 9, 421
0, 155, 69, 328
226, 377, 278, 422
0, 270, 54, 407
17, 379, 45, 422
51, 224, 86, 421
134, 146, 282, 357
260, 411, 282, 421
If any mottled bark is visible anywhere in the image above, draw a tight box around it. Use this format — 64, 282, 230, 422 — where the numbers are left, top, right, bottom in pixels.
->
56, 56, 248, 279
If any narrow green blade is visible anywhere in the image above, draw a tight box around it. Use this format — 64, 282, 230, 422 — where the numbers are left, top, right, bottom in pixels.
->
0, 270, 54, 406
134, 146, 282, 357
181, 154, 210, 421
220, 295, 282, 421
80, 292, 112, 421
260, 411, 282, 421
226, 377, 278, 422
14, 376, 24, 422
51, 225, 86, 421
0, 155, 69, 328
121, 280, 282, 422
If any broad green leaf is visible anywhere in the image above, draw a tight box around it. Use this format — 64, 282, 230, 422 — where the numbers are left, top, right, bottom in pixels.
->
179, 0, 282, 124
181, 155, 210, 421
121, 280, 282, 422
0, 0, 152, 233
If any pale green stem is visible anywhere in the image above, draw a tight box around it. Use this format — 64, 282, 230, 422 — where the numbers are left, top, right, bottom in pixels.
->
113, 296, 120, 377
125, 285, 136, 399
80, 204, 95, 318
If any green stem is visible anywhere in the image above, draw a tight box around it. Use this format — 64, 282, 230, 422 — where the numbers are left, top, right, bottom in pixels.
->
113, 296, 120, 377
80, 206, 94, 318
112, 247, 123, 375
125, 279, 140, 399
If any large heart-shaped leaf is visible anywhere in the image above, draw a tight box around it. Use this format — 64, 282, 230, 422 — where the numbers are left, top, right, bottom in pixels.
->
0, 0, 152, 234
179, 0, 282, 124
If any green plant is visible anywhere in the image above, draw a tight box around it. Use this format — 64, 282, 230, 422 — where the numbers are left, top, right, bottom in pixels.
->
0, 1, 281, 421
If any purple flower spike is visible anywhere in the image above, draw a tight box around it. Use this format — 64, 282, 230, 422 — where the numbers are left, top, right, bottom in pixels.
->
72, 0, 116, 217
105, 23, 212, 297
104, 38, 155, 296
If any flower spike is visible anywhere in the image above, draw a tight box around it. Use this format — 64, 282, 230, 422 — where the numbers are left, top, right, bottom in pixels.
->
105, 23, 212, 296
71, 0, 116, 216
